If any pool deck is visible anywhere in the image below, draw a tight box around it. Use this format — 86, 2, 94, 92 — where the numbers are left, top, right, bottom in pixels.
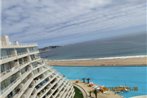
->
72, 80, 123, 98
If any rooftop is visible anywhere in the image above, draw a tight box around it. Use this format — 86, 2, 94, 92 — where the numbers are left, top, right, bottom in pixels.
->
0, 35, 37, 48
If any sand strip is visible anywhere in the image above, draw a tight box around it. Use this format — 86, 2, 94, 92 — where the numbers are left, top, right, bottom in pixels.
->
45, 55, 147, 66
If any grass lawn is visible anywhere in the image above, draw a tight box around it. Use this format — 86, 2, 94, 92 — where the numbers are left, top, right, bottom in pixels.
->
74, 86, 84, 98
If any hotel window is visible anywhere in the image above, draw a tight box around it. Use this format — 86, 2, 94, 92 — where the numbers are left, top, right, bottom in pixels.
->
1, 73, 19, 91
1, 49, 14, 59
18, 58, 24, 65
16, 48, 27, 55
30, 55, 36, 60
24, 56, 29, 63
21, 66, 30, 74
0, 61, 16, 73
6, 86, 21, 98
29, 47, 38, 52
32, 62, 39, 68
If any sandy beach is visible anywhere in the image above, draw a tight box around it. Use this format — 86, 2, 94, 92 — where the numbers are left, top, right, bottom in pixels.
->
45, 55, 147, 66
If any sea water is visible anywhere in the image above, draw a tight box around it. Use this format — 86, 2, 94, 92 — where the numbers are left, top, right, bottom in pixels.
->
41, 33, 146, 60
53, 66, 147, 98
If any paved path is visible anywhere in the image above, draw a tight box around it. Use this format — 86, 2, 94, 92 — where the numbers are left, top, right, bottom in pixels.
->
72, 81, 123, 98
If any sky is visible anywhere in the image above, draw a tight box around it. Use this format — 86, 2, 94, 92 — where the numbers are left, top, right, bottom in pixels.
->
1, 0, 146, 47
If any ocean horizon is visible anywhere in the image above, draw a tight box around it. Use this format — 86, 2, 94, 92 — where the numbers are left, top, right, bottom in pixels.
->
41, 33, 146, 60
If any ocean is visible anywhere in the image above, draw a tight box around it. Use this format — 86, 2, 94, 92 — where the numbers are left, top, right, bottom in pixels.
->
53, 66, 147, 98
40, 33, 146, 59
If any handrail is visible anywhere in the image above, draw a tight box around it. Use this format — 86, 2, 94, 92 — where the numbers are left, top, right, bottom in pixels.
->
73, 83, 88, 98
0, 55, 14, 60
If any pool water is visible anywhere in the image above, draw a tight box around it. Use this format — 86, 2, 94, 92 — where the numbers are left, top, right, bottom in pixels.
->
53, 66, 147, 98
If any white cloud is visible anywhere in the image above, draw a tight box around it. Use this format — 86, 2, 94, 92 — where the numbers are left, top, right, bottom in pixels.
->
1, 0, 146, 46
78, 0, 111, 8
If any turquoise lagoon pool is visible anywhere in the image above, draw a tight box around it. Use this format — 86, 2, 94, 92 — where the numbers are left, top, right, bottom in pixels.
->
53, 66, 147, 98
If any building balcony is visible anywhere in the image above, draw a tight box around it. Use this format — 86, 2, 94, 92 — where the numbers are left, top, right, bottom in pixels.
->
0, 58, 41, 83
0, 77, 21, 98
1, 43, 37, 49
0, 53, 29, 65
33, 66, 48, 77
17, 52, 28, 56
58, 82, 70, 98
0, 69, 32, 98
13, 77, 33, 98
62, 83, 72, 98
0, 50, 39, 65
0, 56, 18, 65
38, 79, 60, 98
32, 63, 45, 71
56, 83, 69, 98
22, 67, 51, 98
29, 50, 39, 55
65, 87, 74, 98
0, 54, 15, 60
33, 71, 54, 90
0, 66, 19, 82
51, 80, 67, 98
30, 74, 58, 98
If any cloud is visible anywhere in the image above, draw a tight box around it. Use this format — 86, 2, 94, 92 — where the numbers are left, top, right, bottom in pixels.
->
1, 0, 146, 47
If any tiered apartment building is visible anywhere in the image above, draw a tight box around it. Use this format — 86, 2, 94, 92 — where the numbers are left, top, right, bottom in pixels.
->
0, 35, 75, 98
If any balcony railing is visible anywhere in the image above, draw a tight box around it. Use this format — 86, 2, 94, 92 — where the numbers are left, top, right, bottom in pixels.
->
0, 53, 28, 65
0, 66, 19, 81
1, 77, 20, 94
52, 81, 67, 98
45, 79, 63, 98
0, 50, 40, 65
0, 58, 41, 82
36, 74, 57, 98
17, 52, 28, 56
62, 83, 72, 98
0, 55, 15, 60
30, 74, 58, 98
13, 77, 33, 98
58, 83, 70, 98
21, 67, 49, 97
2, 43, 37, 48
0, 68, 32, 97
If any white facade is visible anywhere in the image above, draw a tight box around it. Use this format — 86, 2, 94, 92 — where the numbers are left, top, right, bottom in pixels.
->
0, 36, 75, 98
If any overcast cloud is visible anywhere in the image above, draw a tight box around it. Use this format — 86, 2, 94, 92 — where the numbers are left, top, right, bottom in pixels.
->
1, 0, 146, 47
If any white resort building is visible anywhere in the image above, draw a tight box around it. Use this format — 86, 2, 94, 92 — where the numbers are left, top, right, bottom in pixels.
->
0, 35, 75, 98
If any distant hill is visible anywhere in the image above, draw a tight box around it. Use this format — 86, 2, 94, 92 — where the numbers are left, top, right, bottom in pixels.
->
39, 46, 61, 53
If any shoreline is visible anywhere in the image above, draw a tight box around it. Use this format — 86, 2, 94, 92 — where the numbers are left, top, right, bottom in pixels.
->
47, 55, 147, 61
51, 65, 147, 67
45, 55, 147, 66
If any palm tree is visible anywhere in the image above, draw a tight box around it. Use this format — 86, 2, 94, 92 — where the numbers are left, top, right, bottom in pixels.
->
93, 88, 98, 98
82, 78, 86, 83
87, 78, 91, 84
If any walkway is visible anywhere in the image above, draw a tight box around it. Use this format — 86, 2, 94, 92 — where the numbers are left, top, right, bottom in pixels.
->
72, 81, 123, 98
73, 83, 88, 98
